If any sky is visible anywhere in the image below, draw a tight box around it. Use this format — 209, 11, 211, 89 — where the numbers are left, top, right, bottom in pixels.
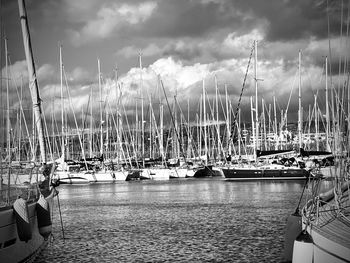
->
0, 0, 349, 140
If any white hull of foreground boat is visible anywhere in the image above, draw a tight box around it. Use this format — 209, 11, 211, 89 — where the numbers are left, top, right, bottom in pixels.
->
141, 168, 170, 180
93, 170, 127, 182
301, 225, 350, 263
54, 171, 91, 184
185, 168, 195, 178
169, 168, 187, 178
293, 184, 350, 263
0, 191, 55, 263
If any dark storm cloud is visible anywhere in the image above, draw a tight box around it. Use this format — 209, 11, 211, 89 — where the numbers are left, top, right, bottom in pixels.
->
138, 0, 343, 43
140, 0, 256, 39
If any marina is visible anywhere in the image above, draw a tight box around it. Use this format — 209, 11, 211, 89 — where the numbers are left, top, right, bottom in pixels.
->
1, 0, 350, 262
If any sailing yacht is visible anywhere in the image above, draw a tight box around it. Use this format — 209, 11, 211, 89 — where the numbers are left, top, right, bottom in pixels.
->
285, 152, 350, 262
284, 4, 350, 260
222, 43, 308, 181
222, 149, 309, 180
0, 0, 58, 262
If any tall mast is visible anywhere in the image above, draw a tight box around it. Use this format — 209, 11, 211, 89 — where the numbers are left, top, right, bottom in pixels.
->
160, 99, 164, 160
314, 94, 319, 151
250, 96, 255, 157
187, 98, 191, 158
158, 76, 164, 161
203, 79, 207, 165
225, 84, 231, 155
262, 98, 267, 150
325, 56, 330, 151
5, 36, 11, 201
18, 78, 23, 161
59, 45, 65, 160
215, 75, 220, 158
139, 51, 145, 167
18, 0, 46, 163
199, 97, 202, 159
5, 37, 11, 165
273, 95, 278, 150
254, 40, 259, 158
115, 65, 120, 164
98, 58, 103, 156
90, 85, 93, 157
298, 50, 303, 150
238, 108, 241, 157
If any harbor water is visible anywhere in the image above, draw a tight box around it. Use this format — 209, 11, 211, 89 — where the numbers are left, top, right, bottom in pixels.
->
36, 178, 307, 262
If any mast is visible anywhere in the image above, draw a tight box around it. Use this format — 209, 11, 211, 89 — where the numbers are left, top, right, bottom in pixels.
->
59, 45, 65, 161
250, 96, 255, 157
215, 75, 220, 158
325, 56, 330, 151
149, 98, 152, 159
197, 113, 200, 159
18, 78, 23, 161
18, 0, 46, 163
273, 95, 278, 150
115, 65, 120, 164
298, 50, 303, 150
90, 85, 93, 157
202, 79, 207, 165
160, 98, 164, 161
98, 58, 103, 157
5, 37, 11, 165
254, 40, 259, 159
262, 98, 267, 150
139, 51, 145, 167
238, 108, 241, 157
314, 94, 319, 151
225, 84, 231, 156
4, 36, 11, 202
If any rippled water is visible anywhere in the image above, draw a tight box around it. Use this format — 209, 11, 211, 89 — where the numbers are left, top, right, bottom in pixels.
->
36, 178, 307, 262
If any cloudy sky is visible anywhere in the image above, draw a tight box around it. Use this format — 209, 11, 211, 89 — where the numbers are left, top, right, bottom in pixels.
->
0, 0, 349, 140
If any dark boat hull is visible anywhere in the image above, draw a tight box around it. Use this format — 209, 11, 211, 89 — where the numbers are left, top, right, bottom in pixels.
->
222, 166, 309, 180
193, 166, 223, 178
126, 170, 141, 181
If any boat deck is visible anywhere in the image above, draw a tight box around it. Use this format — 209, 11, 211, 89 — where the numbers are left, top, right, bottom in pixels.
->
311, 192, 350, 250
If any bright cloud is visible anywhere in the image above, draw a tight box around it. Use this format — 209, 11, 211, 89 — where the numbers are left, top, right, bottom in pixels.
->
223, 29, 264, 51
118, 2, 157, 24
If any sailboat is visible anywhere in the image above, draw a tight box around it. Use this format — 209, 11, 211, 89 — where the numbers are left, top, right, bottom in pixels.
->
0, 0, 58, 262
284, 133, 350, 262
283, 4, 350, 260
222, 42, 308, 181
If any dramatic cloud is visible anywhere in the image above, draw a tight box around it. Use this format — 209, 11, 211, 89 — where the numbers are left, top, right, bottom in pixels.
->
1, 0, 348, 144
67, 1, 157, 46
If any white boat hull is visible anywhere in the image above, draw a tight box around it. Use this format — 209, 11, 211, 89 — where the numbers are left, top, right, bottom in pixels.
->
93, 170, 127, 182
141, 168, 170, 180
169, 168, 188, 178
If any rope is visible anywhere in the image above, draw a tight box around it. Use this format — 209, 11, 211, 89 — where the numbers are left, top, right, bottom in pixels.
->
56, 193, 65, 240
294, 178, 309, 215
